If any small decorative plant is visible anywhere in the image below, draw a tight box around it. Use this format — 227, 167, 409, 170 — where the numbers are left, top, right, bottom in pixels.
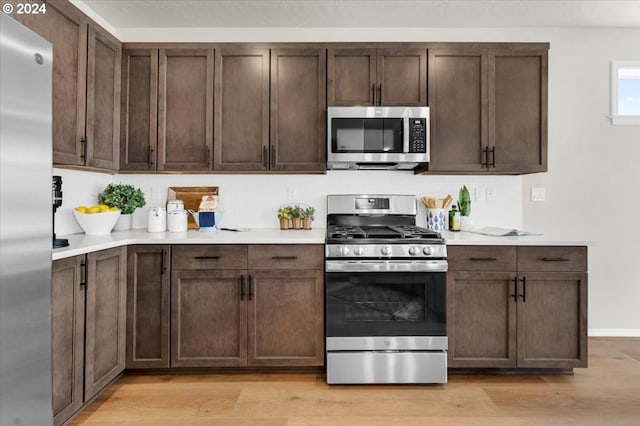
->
98, 183, 146, 215
301, 206, 315, 230
278, 205, 292, 230
458, 185, 471, 217
290, 205, 303, 229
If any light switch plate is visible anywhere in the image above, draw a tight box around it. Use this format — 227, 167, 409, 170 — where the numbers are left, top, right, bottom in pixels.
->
531, 187, 546, 202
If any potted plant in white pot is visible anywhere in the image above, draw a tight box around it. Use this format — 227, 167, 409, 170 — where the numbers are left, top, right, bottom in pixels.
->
458, 185, 472, 231
98, 183, 146, 231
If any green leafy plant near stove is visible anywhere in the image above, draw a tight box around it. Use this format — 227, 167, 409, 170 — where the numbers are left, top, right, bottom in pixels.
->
458, 185, 471, 217
98, 183, 146, 215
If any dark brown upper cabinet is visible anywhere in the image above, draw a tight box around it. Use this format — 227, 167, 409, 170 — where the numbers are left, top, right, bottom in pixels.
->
428, 49, 488, 173
213, 48, 270, 171
328, 47, 426, 106
10, 0, 121, 170
158, 49, 214, 171
214, 47, 326, 172
270, 48, 327, 172
119, 49, 158, 171
489, 49, 548, 174
85, 27, 121, 170
122, 48, 214, 171
426, 47, 547, 175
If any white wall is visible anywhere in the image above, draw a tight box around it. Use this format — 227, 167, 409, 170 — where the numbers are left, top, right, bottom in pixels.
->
58, 25, 640, 334
55, 169, 522, 234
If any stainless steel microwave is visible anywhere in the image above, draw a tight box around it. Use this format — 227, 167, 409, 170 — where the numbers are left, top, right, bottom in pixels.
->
327, 106, 430, 170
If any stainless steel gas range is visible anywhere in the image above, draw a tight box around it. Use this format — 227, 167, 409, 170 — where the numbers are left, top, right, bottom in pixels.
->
325, 194, 448, 384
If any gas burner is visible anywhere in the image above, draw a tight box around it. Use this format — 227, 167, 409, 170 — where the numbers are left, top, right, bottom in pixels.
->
327, 225, 366, 239
390, 225, 441, 239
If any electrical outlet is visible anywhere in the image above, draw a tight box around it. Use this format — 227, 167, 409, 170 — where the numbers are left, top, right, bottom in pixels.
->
287, 186, 297, 201
531, 187, 546, 202
474, 187, 485, 201
486, 187, 496, 201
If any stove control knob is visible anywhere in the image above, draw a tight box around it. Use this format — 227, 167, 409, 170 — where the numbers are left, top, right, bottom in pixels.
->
353, 247, 364, 256
423, 246, 433, 256
409, 246, 420, 256
381, 246, 393, 256
339, 246, 350, 256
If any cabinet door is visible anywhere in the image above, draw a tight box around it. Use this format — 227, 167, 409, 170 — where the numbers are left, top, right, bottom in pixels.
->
427, 49, 488, 172
327, 48, 376, 106
120, 49, 158, 170
447, 271, 517, 368
9, 0, 87, 165
158, 49, 214, 171
213, 48, 270, 171
126, 245, 170, 369
52, 256, 85, 426
171, 269, 247, 367
516, 272, 588, 368
270, 48, 326, 172
377, 48, 427, 106
248, 270, 324, 366
84, 247, 126, 400
86, 25, 121, 170
489, 50, 548, 173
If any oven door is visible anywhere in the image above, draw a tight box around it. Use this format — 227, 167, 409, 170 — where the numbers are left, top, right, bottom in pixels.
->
325, 260, 447, 338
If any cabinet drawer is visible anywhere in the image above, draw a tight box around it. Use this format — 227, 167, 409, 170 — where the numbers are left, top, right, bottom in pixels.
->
517, 246, 587, 272
172, 245, 247, 270
248, 245, 323, 270
448, 246, 517, 271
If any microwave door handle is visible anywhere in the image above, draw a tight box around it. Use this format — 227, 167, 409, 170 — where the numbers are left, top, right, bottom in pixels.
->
403, 117, 410, 153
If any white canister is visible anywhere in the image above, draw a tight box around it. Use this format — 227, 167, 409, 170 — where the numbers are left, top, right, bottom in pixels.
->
167, 199, 184, 212
147, 207, 167, 232
167, 209, 188, 232
426, 208, 447, 233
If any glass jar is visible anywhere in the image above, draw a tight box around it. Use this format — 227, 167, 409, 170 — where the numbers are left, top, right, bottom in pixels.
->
449, 205, 461, 232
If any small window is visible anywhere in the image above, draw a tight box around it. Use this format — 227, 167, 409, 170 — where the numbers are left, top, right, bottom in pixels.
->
610, 61, 640, 125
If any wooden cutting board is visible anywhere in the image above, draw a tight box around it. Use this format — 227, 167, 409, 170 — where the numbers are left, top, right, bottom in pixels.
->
167, 186, 219, 229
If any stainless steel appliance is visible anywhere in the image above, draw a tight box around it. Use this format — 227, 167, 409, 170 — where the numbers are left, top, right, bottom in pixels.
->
327, 106, 429, 170
325, 194, 447, 384
1, 14, 53, 424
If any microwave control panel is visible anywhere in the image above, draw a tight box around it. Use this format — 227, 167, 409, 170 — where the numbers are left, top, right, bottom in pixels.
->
408, 118, 427, 153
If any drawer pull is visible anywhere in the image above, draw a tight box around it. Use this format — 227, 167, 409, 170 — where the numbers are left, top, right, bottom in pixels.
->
469, 257, 497, 261
248, 275, 253, 301
194, 256, 220, 260
511, 276, 518, 302
272, 256, 298, 260
240, 275, 245, 301
519, 276, 527, 302
542, 257, 569, 262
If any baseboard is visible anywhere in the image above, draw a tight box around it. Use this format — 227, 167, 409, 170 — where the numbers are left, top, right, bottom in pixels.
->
588, 328, 640, 337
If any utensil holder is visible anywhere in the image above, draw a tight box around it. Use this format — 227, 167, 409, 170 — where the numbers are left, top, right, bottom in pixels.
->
427, 208, 447, 232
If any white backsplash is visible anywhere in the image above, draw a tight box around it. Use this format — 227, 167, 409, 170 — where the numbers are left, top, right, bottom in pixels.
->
55, 168, 523, 235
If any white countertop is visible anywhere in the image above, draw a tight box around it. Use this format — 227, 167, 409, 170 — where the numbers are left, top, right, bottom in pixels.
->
442, 231, 593, 246
52, 228, 592, 260
52, 228, 326, 260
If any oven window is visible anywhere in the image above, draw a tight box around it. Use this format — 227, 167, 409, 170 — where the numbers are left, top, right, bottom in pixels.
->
326, 271, 446, 337
331, 118, 403, 153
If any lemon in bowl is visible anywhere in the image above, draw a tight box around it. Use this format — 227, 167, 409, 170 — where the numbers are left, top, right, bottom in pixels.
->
73, 205, 121, 236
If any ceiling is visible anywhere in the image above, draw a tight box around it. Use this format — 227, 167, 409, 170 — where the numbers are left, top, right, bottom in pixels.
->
77, 0, 640, 29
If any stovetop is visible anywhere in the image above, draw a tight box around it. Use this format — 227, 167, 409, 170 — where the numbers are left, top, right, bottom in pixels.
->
327, 224, 443, 244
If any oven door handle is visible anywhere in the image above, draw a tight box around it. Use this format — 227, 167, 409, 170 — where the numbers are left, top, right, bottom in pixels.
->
326, 260, 448, 273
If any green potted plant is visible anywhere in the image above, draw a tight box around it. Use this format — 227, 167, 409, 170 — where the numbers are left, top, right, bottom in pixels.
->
98, 183, 146, 231
301, 206, 315, 230
277, 205, 292, 230
458, 185, 472, 231
290, 205, 303, 229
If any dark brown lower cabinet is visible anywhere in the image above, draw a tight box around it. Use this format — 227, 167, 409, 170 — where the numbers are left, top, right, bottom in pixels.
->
447, 246, 588, 369
169, 244, 324, 368
84, 247, 127, 400
171, 269, 248, 367
126, 245, 170, 369
52, 256, 85, 426
248, 269, 324, 366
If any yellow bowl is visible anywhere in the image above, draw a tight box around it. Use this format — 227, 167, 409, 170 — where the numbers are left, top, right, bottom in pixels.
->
73, 209, 121, 236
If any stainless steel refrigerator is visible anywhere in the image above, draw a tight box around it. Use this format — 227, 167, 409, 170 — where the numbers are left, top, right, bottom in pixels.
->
0, 13, 53, 425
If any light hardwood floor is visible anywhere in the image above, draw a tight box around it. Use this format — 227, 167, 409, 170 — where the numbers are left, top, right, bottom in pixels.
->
72, 338, 640, 425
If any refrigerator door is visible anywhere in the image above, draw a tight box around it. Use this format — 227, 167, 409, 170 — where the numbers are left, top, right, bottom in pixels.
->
0, 14, 53, 425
